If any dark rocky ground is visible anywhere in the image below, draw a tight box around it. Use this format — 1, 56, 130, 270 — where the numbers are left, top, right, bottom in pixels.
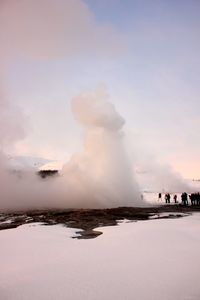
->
1, 205, 200, 239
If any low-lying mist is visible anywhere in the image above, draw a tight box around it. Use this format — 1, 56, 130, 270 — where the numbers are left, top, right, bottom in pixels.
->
136, 160, 193, 194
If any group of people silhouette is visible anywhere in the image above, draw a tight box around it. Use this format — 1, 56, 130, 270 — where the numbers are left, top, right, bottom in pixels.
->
158, 192, 200, 206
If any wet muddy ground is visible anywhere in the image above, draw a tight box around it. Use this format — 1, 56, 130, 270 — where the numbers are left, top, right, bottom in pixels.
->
0, 205, 199, 239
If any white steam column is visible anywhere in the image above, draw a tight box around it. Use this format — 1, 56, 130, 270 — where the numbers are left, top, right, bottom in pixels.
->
62, 87, 143, 207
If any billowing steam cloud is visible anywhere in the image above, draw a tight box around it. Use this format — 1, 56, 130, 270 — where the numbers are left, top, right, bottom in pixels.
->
62, 87, 142, 207
0, 96, 26, 151
0, 0, 124, 60
136, 160, 193, 193
0, 88, 143, 210
71, 88, 125, 130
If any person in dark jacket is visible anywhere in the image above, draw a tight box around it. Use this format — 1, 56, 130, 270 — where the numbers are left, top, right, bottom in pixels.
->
173, 194, 178, 204
158, 193, 162, 201
165, 193, 170, 204
165, 193, 168, 204
167, 193, 171, 204
181, 192, 188, 206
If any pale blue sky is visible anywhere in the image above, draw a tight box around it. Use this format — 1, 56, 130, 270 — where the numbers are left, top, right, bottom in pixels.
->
2, 0, 200, 177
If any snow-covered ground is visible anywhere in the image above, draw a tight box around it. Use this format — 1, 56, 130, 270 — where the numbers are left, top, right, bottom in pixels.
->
1, 214, 200, 300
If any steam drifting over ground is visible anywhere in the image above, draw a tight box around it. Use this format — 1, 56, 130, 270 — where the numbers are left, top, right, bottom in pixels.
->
0, 88, 142, 210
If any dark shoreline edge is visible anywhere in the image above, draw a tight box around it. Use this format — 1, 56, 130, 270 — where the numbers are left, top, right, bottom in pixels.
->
0, 205, 199, 239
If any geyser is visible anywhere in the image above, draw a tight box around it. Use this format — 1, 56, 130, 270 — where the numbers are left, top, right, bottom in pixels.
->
62, 87, 142, 207
0, 88, 143, 210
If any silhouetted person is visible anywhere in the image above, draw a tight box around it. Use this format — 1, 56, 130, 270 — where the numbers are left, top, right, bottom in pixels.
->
168, 193, 171, 203
185, 193, 188, 205
165, 193, 168, 204
165, 193, 170, 204
158, 193, 162, 201
174, 194, 178, 204
190, 193, 195, 206
181, 192, 188, 206
181, 193, 185, 206
197, 193, 200, 206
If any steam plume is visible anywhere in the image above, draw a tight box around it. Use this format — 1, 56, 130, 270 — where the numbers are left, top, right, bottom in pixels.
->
0, 88, 143, 210
62, 87, 142, 207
